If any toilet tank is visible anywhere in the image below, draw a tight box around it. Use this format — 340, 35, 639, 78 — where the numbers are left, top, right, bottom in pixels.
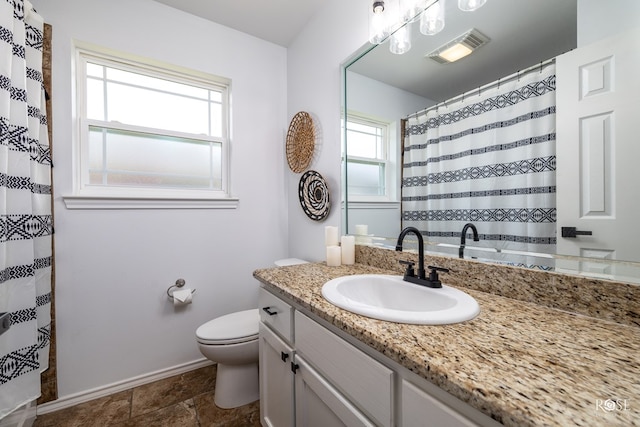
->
274, 258, 308, 267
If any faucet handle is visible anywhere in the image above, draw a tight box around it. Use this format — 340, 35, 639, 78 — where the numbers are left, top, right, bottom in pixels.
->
426, 266, 449, 288
399, 260, 415, 278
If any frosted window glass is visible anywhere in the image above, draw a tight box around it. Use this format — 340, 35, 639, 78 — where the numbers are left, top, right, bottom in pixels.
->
88, 127, 221, 190
348, 162, 385, 196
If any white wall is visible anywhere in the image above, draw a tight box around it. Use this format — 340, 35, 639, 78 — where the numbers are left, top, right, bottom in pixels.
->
577, 0, 640, 47
286, 0, 371, 262
32, 0, 288, 398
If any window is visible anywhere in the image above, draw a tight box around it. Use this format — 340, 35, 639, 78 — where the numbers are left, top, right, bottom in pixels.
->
345, 114, 392, 201
66, 44, 236, 209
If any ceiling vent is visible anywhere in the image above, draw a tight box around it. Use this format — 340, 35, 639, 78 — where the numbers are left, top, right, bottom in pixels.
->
427, 29, 490, 64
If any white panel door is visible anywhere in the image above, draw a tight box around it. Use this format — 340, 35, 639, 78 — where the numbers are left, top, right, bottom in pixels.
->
556, 26, 640, 272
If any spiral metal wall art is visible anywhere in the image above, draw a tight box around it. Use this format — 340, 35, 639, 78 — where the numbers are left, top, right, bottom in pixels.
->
298, 170, 330, 221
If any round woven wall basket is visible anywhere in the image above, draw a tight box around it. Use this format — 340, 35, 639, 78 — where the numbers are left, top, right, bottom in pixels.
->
286, 111, 315, 173
298, 170, 330, 221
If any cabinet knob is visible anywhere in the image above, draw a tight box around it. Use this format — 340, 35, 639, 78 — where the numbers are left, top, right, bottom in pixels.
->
291, 362, 299, 374
281, 352, 289, 362
262, 306, 278, 316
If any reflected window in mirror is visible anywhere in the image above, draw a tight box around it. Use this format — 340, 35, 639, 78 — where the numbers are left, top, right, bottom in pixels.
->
344, 114, 394, 202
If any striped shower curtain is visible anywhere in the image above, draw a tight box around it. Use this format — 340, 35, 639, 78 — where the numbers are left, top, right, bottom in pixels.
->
0, 0, 52, 419
402, 64, 556, 262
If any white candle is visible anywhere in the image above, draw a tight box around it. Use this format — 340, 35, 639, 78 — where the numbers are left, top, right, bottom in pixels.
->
354, 224, 368, 236
325, 226, 339, 246
341, 235, 355, 265
326, 245, 341, 267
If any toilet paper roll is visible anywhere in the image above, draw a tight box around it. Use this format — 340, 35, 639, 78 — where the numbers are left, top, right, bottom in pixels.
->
172, 288, 193, 306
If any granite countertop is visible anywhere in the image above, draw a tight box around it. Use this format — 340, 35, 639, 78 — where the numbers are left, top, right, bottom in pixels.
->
253, 262, 640, 427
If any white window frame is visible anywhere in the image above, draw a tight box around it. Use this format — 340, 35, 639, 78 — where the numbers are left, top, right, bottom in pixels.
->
345, 113, 394, 203
64, 42, 237, 209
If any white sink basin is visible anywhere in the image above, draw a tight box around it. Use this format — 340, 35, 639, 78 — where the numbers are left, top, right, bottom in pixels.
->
321, 274, 480, 325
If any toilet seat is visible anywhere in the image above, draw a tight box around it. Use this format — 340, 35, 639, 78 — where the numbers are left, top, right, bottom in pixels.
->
196, 309, 259, 345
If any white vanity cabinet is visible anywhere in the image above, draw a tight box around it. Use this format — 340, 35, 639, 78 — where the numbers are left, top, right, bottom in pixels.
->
401, 380, 478, 427
258, 289, 295, 427
294, 356, 376, 426
295, 311, 393, 426
258, 286, 500, 427
259, 323, 294, 427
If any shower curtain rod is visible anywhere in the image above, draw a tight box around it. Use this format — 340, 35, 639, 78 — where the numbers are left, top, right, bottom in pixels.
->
406, 57, 556, 120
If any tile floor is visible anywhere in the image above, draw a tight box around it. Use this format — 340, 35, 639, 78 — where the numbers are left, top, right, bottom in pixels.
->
33, 365, 261, 427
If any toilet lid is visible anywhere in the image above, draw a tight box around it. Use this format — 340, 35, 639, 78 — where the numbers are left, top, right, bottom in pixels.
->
274, 258, 308, 266
196, 309, 259, 345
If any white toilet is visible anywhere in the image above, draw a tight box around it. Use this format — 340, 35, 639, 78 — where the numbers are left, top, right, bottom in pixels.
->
195, 258, 307, 408
196, 309, 260, 408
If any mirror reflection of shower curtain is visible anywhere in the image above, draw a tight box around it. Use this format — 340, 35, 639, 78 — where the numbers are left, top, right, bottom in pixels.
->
0, 0, 52, 419
402, 64, 556, 267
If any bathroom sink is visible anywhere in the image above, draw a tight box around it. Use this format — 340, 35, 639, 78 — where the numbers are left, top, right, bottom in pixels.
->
321, 274, 480, 325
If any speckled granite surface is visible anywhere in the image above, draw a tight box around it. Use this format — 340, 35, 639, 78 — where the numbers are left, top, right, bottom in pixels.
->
253, 262, 640, 427
356, 245, 640, 328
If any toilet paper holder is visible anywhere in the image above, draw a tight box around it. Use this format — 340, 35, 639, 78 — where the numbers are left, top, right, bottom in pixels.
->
167, 278, 196, 300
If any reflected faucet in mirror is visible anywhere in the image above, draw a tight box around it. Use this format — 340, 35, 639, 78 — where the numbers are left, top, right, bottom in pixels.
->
459, 223, 479, 259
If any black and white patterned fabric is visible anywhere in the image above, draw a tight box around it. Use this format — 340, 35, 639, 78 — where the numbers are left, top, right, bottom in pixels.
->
0, 0, 51, 419
402, 64, 556, 260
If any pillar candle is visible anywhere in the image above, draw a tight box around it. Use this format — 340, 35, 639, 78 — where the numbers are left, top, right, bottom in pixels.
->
354, 224, 368, 236
326, 245, 341, 267
325, 226, 339, 246
341, 236, 355, 265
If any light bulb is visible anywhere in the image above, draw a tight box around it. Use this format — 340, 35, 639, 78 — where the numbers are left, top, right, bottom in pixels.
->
458, 0, 487, 12
420, 0, 445, 35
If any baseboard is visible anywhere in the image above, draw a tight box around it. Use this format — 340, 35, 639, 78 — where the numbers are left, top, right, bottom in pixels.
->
36, 359, 214, 415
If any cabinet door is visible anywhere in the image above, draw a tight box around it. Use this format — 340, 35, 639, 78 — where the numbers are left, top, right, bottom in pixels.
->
402, 380, 478, 427
295, 312, 393, 426
259, 323, 294, 427
294, 356, 375, 427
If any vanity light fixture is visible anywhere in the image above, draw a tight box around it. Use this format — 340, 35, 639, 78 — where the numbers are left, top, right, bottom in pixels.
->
426, 28, 489, 63
458, 0, 487, 12
369, 0, 391, 44
369, 0, 488, 54
390, 25, 412, 54
420, 0, 445, 35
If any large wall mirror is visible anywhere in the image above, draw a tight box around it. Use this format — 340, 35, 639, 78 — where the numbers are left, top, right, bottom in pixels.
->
343, 0, 640, 283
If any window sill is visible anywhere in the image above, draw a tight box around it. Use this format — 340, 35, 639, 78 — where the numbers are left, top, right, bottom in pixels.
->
346, 201, 400, 209
62, 194, 239, 210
